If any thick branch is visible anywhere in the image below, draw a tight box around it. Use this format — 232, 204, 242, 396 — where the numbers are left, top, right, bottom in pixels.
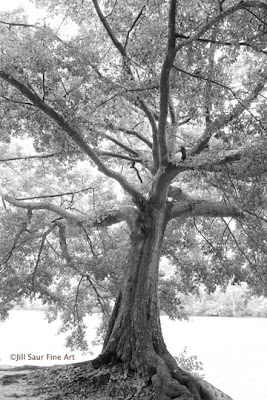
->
0, 188, 137, 230
138, 98, 159, 170
170, 199, 244, 220
195, 150, 242, 170
168, 186, 244, 221
169, 149, 242, 177
0, 71, 142, 201
169, 98, 177, 126
92, 0, 127, 58
158, 0, 178, 165
151, 150, 242, 206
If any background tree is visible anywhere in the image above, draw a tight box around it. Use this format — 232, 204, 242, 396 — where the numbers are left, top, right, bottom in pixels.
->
1, 0, 267, 399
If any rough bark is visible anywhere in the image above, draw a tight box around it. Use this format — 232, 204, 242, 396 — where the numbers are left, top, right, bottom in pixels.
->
91, 205, 204, 399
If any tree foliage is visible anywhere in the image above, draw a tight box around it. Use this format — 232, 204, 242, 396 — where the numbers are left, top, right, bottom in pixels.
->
1, 0, 267, 398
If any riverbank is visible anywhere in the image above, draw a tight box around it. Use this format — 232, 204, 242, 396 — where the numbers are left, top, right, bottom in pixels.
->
0, 365, 46, 400
1, 312, 267, 400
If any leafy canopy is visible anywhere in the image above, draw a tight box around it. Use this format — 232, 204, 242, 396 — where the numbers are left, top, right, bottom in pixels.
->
1, 0, 267, 348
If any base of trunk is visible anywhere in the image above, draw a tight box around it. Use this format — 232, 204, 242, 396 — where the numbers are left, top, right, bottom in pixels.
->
88, 211, 233, 400
91, 348, 233, 400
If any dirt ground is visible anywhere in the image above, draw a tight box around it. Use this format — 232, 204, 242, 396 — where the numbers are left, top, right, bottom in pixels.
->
0, 362, 156, 400
0, 363, 233, 400
0, 365, 47, 400
0, 362, 108, 400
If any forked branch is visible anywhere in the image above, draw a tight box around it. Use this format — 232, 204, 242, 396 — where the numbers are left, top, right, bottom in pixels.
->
92, 0, 160, 172
99, 124, 153, 149
175, 1, 267, 53
192, 75, 267, 155
0, 71, 142, 202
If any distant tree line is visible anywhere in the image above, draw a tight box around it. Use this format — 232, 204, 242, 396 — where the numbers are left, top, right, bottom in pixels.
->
181, 283, 267, 318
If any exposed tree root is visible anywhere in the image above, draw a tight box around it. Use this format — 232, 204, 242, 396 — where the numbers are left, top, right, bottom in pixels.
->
92, 347, 233, 400
0, 357, 234, 400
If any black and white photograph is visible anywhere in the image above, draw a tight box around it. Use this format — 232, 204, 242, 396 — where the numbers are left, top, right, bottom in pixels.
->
0, 0, 267, 399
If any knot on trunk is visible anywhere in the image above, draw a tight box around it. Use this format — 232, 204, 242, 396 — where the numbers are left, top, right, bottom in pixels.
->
132, 212, 151, 238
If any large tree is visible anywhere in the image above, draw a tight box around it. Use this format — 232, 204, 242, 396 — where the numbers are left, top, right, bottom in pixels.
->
1, 0, 267, 398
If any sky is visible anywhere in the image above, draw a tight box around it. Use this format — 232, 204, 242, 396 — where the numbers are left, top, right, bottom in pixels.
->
0, 0, 78, 38
0, 0, 48, 24
0, 0, 35, 12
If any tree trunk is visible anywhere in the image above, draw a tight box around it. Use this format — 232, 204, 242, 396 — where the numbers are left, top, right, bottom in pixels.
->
92, 206, 205, 399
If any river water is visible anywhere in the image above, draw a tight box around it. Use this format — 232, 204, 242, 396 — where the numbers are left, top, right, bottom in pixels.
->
0, 310, 266, 400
